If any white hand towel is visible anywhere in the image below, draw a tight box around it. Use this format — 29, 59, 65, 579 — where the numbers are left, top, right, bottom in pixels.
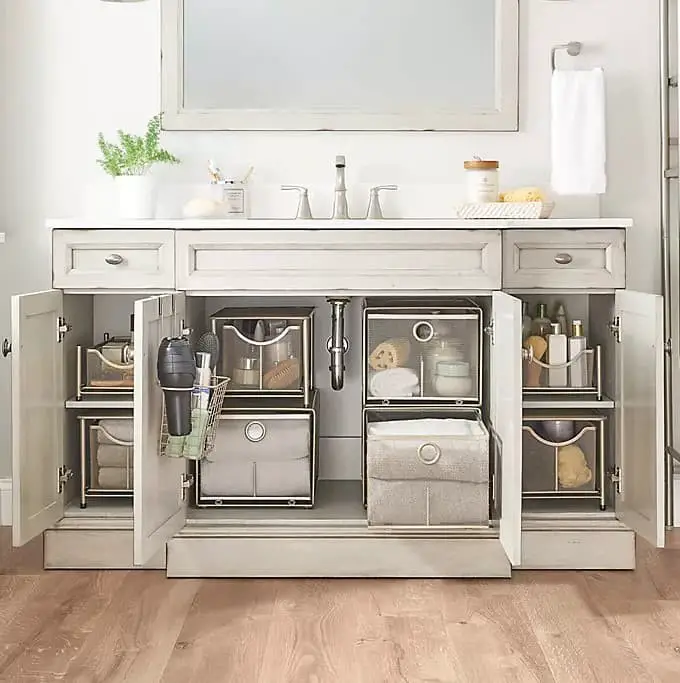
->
369, 368, 419, 398
550, 67, 606, 195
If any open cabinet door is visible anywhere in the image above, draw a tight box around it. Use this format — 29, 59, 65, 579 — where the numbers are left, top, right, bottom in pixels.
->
490, 292, 522, 565
11, 291, 65, 546
134, 293, 188, 566
615, 291, 665, 548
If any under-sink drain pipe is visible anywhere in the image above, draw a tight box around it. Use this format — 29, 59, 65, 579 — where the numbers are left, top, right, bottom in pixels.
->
327, 298, 350, 390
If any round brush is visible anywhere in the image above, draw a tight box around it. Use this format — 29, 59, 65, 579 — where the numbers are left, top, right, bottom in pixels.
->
195, 331, 220, 373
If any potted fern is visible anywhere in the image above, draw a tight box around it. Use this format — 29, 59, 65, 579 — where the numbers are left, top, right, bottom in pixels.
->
97, 114, 180, 219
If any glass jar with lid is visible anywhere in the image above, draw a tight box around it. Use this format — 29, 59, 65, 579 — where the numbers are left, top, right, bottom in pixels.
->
463, 158, 499, 203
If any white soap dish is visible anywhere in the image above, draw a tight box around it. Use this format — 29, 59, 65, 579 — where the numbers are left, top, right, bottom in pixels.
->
456, 201, 555, 220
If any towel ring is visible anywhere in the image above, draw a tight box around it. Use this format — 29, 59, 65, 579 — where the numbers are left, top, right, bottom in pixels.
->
551, 41, 582, 72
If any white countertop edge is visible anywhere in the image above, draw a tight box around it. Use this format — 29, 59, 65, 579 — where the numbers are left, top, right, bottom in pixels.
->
45, 217, 634, 231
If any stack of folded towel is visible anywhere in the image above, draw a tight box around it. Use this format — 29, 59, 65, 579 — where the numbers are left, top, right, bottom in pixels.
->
95, 420, 133, 490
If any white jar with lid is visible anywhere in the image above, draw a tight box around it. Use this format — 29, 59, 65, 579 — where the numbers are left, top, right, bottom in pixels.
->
463, 158, 499, 203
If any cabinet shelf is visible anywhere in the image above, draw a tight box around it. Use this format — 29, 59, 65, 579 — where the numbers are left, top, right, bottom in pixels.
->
522, 396, 614, 410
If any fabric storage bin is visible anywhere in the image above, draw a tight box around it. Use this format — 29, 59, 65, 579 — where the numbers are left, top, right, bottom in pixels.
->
210, 306, 314, 405
363, 299, 482, 405
365, 413, 489, 527
522, 414, 606, 509
78, 413, 134, 508
196, 393, 318, 507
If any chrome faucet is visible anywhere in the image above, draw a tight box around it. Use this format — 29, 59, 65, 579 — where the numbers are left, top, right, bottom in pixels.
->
332, 155, 349, 219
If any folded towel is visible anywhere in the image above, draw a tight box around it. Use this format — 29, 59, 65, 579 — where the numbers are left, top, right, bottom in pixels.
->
96, 444, 133, 468
550, 67, 606, 195
369, 368, 419, 398
96, 419, 134, 444
98, 467, 133, 489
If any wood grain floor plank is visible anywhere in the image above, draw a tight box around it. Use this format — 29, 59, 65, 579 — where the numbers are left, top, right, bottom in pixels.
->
160, 579, 278, 683
61, 572, 199, 683
0, 571, 128, 682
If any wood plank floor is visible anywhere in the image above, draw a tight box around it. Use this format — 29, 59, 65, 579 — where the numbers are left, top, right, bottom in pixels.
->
2, 530, 680, 682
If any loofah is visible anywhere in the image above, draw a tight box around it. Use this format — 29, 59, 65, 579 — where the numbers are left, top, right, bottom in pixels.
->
369, 338, 411, 371
524, 335, 548, 388
263, 357, 300, 390
558, 444, 593, 488
499, 186, 545, 203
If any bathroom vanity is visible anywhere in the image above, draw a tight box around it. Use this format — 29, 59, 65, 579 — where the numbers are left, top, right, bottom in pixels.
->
7, 218, 664, 578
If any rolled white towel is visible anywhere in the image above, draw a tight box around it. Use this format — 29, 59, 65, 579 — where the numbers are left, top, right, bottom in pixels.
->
369, 367, 419, 398
98, 467, 133, 490
96, 419, 133, 444
96, 444, 133, 468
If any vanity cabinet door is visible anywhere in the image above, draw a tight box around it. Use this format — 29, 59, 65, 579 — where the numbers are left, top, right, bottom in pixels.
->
490, 292, 522, 565
133, 293, 188, 565
615, 290, 665, 547
10, 290, 66, 546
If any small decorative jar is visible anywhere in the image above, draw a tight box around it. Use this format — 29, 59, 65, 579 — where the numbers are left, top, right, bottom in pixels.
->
463, 158, 499, 203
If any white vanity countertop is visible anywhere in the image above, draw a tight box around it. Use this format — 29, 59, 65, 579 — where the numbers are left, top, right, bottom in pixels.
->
47, 218, 633, 231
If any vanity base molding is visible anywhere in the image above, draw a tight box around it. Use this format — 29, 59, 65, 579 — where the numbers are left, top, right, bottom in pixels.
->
519, 520, 635, 570
166, 533, 510, 578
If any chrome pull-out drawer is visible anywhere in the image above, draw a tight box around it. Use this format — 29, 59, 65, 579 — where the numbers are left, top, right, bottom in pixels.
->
176, 228, 502, 293
502, 229, 625, 289
52, 229, 175, 290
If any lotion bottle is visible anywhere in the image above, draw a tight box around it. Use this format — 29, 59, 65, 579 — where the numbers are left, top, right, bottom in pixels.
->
568, 319, 588, 388
547, 322, 568, 387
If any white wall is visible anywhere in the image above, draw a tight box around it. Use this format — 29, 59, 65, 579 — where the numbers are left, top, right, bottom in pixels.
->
0, 0, 662, 477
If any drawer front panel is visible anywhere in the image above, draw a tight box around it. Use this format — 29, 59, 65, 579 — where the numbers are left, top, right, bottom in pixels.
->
176, 230, 502, 292
53, 230, 175, 289
503, 229, 625, 289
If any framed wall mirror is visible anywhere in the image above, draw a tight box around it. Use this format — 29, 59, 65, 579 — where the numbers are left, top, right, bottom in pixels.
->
161, 0, 519, 131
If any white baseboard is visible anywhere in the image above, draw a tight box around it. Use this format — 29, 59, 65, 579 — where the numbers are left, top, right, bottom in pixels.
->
0, 478, 11, 527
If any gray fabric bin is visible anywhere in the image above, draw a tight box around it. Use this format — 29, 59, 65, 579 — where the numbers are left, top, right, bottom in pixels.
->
366, 417, 489, 526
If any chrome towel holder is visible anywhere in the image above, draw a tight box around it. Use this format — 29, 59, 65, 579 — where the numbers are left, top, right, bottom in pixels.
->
551, 42, 583, 71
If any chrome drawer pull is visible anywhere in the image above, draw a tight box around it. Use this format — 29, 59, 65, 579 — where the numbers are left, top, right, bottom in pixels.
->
554, 253, 573, 265
105, 253, 124, 266
412, 320, 434, 343
417, 442, 441, 465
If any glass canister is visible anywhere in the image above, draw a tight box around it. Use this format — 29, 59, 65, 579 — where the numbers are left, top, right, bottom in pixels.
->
463, 158, 499, 203
423, 334, 467, 394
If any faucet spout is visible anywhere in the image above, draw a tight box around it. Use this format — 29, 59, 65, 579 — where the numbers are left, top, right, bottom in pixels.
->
332, 155, 349, 219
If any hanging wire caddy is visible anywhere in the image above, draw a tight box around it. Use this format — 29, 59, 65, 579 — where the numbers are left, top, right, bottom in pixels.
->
158, 376, 231, 460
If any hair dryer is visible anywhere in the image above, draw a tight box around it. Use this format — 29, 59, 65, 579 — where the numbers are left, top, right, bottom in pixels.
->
157, 337, 196, 436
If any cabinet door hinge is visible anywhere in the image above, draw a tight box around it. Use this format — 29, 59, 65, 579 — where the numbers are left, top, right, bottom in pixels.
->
609, 316, 621, 343
180, 319, 192, 337
57, 466, 73, 494
484, 320, 495, 345
665, 338, 673, 355
180, 473, 195, 501
608, 466, 622, 494
57, 317, 71, 343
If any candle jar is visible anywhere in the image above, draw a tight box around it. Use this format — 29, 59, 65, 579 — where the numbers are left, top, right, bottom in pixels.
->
463, 158, 499, 203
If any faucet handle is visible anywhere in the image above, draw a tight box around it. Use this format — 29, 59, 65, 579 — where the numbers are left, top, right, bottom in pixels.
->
366, 185, 398, 219
281, 185, 313, 219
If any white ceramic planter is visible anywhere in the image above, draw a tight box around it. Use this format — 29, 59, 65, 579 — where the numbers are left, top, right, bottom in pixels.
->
115, 175, 157, 219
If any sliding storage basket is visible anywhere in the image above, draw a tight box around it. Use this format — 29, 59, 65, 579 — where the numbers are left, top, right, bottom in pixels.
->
522, 414, 606, 510
210, 307, 314, 405
78, 413, 134, 508
363, 299, 482, 405
523, 344, 602, 398
364, 408, 490, 527
195, 392, 319, 508
76, 335, 134, 399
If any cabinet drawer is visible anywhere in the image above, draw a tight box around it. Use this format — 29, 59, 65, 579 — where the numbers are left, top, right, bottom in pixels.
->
176, 229, 502, 293
502, 229, 625, 289
53, 230, 175, 290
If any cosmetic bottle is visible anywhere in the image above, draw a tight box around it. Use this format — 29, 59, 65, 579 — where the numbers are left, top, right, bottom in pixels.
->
547, 322, 568, 387
568, 319, 588, 388
532, 303, 552, 337
522, 301, 532, 341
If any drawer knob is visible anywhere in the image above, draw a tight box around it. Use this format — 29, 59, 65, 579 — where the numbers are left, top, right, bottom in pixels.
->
105, 253, 124, 266
244, 421, 266, 443
417, 442, 441, 465
554, 253, 573, 265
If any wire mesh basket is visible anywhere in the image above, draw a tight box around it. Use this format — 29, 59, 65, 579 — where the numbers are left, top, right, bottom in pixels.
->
159, 376, 231, 460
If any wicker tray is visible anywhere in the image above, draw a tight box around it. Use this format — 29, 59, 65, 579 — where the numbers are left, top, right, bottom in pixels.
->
456, 201, 555, 220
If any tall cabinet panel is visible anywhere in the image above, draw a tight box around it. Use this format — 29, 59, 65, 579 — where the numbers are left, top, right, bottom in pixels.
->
133, 293, 188, 566
615, 290, 666, 547
11, 291, 66, 547
490, 292, 522, 565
